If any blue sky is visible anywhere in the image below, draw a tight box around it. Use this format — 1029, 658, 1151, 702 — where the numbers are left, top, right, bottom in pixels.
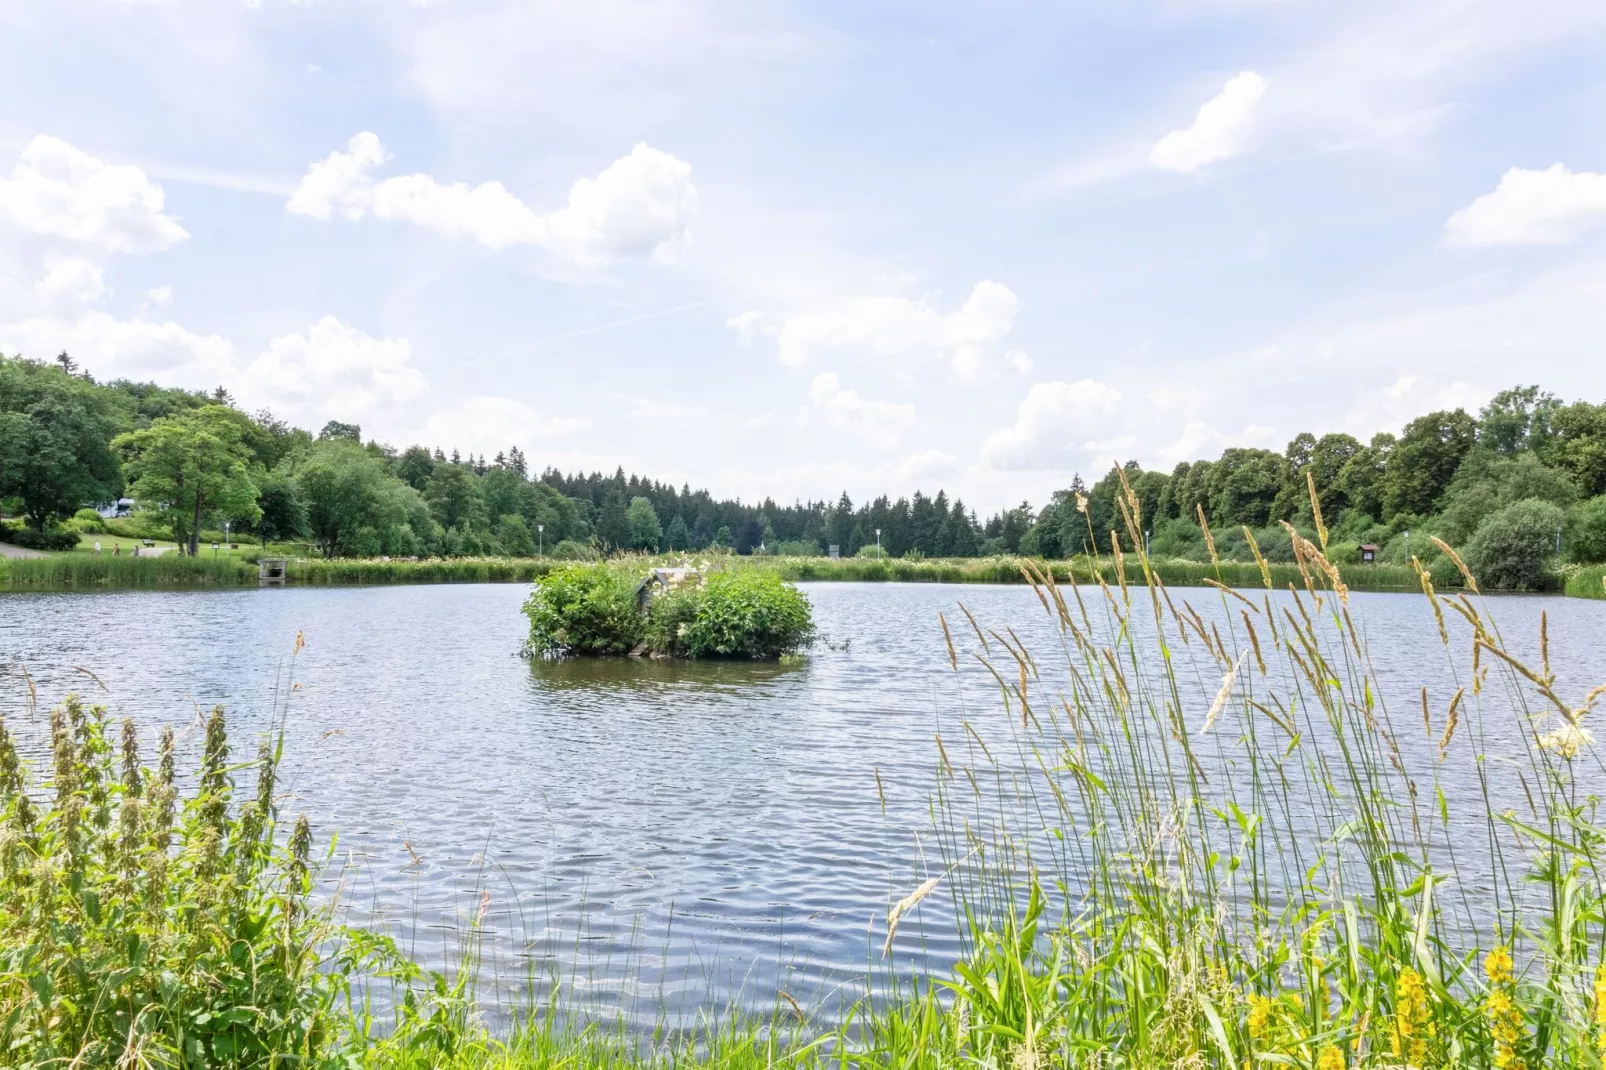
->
1, 0, 1604, 511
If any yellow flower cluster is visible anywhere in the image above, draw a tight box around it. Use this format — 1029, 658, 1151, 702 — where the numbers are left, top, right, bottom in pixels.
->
1393, 968, 1431, 1067
1485, 948, 1524, 1070
1315, 1044, 1344, 1070
1246, 994, 1275, 1041
1484, 946, 1514, 987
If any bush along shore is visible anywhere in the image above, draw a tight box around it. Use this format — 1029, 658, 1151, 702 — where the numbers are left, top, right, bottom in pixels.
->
522, 562, 816, 659
7, 478, 1606, 1067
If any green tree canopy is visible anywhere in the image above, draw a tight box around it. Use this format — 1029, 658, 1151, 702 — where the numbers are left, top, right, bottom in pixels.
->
424, 463, 485, 531
293, 439, 434, 557
1382, 410, 1477, 519
0, 358, 123, 529
114, 406, 261, 555
626, 496, 663, 551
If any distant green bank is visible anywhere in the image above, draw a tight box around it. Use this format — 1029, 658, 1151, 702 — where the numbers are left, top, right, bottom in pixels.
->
1, 551, 1448, 595
1567, 564, 1606, 599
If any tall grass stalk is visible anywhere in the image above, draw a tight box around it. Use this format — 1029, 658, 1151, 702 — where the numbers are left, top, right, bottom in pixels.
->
857, 473, 1606, 1067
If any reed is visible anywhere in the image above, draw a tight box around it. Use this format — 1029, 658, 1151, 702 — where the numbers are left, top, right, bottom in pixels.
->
3, 552, 257, 589
287, 556, 561, 585
765, 553, 1426, 592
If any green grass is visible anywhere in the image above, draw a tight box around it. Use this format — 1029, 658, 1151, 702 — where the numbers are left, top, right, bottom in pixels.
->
287, 556, 561, 585
67, 531, 181, 554
1566, 564, 1606, 599
3, 552, 256, 588
764, 553, 1428, 592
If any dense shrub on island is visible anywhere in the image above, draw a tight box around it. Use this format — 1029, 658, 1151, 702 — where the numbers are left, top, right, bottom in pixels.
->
523, 564, 814, 659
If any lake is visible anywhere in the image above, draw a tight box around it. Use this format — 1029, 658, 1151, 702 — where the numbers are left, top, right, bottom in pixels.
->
2, 581, 1603, 1026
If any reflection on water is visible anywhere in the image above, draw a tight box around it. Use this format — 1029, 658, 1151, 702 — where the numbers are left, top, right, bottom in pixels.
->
528, 654, 802, 694
1, 581, 1603, 1026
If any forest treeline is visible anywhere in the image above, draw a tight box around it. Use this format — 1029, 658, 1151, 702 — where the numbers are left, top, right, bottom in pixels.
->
3, 353, 1605, 585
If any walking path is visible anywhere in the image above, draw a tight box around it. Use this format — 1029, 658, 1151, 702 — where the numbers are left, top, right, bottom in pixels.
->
0, 543, 45, 559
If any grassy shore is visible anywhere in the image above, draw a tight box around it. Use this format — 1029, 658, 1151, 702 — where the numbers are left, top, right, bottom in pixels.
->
7, 483, 1606, 1067
4, 549, 1439, 595
2, 552, 257, 588
1567, 564, 1606, 599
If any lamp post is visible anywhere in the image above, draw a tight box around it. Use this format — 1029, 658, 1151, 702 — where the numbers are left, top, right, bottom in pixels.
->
223, 521, 230, 555
1404, 529, 1410, 559
538, 524, 544, 556
876, 528, 882, 559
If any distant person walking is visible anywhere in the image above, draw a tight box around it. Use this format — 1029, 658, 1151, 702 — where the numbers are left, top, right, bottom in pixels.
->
113, 542, 121, 556
94, 540, 102, 555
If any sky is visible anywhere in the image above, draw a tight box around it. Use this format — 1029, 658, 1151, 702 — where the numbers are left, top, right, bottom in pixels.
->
0, 0, 1604, 513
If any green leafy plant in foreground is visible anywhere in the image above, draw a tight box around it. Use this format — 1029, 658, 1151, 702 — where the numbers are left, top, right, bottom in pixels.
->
0, 694, 365, 1067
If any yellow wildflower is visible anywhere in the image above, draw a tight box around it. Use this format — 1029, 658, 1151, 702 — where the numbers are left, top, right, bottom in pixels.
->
1597, 965, 1606, 1064
1485, 946, 1514, 987
1315, 1045, 1344, 1070
1247, 993, 1274, 1041
1487, 985, 1526, 1069
1393, 968, 1430, 1065
1595, 964, 1606, 1027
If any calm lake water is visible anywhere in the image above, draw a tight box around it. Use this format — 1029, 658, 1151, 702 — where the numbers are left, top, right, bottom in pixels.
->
2, 582, 1604, 1025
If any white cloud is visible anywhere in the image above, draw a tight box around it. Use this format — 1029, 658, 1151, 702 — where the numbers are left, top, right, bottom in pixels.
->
1150, 72, 1267, 174
287, 134, 697, 264
140, 285, 174, 312
1349, 374, 1491, 434
734, 280, 1025, 380
543, 143, 699, 264
1444, 163, 1606, 245
0, 310, 231, 383
37, 257, 105, 305
897, 449, 957, 482
285, 131, 388, 222
241, 316, 426, 429
803, 372, 916, 439
0, 135, 188, 253
615, 394, 709, 422
981, 379, 1123, 470
422, 396, 593, 456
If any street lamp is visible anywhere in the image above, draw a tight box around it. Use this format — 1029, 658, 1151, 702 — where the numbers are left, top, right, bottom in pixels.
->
223, 520, 230, 555
538, 523, 544, 556
876, 528, 882, 559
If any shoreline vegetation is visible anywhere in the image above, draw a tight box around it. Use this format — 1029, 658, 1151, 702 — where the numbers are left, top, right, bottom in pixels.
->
1, 550, 1433, 593
7, 477, 1606, 1067
4, 548, 1590, 596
